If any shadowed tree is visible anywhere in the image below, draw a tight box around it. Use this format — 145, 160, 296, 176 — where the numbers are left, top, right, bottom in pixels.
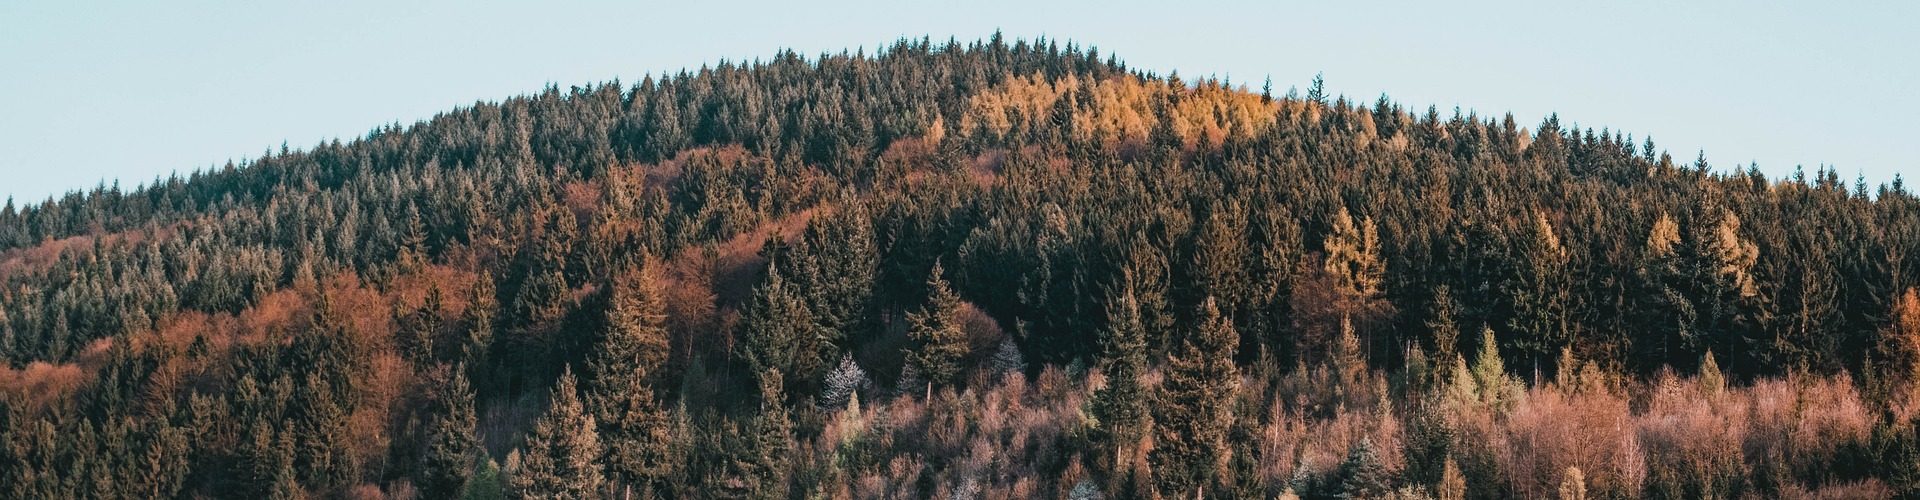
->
1152, 296, 1239, 497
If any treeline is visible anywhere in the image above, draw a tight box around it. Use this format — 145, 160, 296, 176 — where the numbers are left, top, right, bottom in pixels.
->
1, 34, 1918, 499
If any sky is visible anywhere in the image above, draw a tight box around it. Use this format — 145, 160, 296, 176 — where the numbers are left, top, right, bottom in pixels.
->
2, 1, 1915, 202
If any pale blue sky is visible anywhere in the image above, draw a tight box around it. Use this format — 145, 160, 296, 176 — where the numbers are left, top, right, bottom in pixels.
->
2, 1, 1914, 202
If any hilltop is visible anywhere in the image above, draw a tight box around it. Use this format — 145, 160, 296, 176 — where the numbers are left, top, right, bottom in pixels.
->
1, 37, 1917, 498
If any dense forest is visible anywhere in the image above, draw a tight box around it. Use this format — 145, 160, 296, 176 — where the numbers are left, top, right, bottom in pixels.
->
2, 35, 1918, 499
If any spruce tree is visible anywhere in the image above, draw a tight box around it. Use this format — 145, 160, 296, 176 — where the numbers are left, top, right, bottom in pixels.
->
745, 369, 794, 499
820, 354, 869, 412
1336, 437, 1390, 499
422, 366, 482, 499
1637, 212, 1693, 370
462, 277, 498, 386
906, 261, 968, 396
787, 199, 880, 348
586, 257, 677, 497
1151, 296, 1239, 498
509, 368, 605, 500
1094, 281, 1151, 469
1506, 210, 1572, 374
739, 265, 824, 391
1427, 285, 1462, 369
1471, 327, 1520, 410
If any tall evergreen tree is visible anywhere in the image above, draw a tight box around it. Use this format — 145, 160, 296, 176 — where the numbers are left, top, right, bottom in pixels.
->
1335, 437, 1391, 499
1095, 278, 1151, 470
744, 369, 794, 499
739, 264, 825, 392
1506, 210, 1572, 372
463, 277, 499, 385
906, 260, 968, 396
509, 368, 605, 500
786, 198, 880, 349
585, 257, 678, 497
422, 366, 482, 499
1151, 296, 1240, 498
1637, 212, 1695, 371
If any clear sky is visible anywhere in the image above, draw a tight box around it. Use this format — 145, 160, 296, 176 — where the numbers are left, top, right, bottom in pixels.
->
2, 1, 1915, 202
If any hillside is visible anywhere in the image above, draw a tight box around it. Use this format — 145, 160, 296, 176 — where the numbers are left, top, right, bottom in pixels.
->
1, 36, 1918, 499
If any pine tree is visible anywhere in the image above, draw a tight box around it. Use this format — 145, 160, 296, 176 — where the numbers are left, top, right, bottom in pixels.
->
906, 261, 968, 396
1427, 285, 1462, 369
585, 256, 677, 496
1151, 296, 1239, 498
1472, 327, 1519, 409
745, 369, 794, 499
787, 199, 880, 348
1335, 437, 1390, 499
820, 354, 869, 412
1325, 207, 1386, 304
1094, 282, 1151, 469
989, 336, 1025, 379
739, 266, 824, 390
1881, 289, 1920, 402
422, 366, 482, 499
1698, 350, 1725, 396
509, 368, 605, 500
1506, 210, 1572, 370
462, 277, 498, 385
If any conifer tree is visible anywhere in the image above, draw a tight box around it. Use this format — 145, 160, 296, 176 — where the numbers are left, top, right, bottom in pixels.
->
740, 265, 824, 391
1691, 208, 1764, 371
787, 199, 880, 348
1322, 206, 1391, 360
462, 277, 498, 385
399, 203, 429, 272
1151, 296, 1239, 498
509, 368, 605, 500
586, 257, 677, 497
1325, 207, 1385, 305
1336, 437, 1390, 499
422, 366, 482, 499
1507, 210, 1572, 370
1187, 205, 1249, 327
1698, 350, 1726, 396
1427, 285, 1463, 377
906, 261, 968, 396
1880, 289, 1920, 401
1637, 212, 1694, 370
989, 336, 1025, 379
399, 285, 446, 368
820, 354, 869, 412
1472, 327, 1520, 409
745, 369, 794, 499
1095, 282, 1151, 469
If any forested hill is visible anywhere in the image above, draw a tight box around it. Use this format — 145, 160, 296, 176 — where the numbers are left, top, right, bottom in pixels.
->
2, 36, 1918, 499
